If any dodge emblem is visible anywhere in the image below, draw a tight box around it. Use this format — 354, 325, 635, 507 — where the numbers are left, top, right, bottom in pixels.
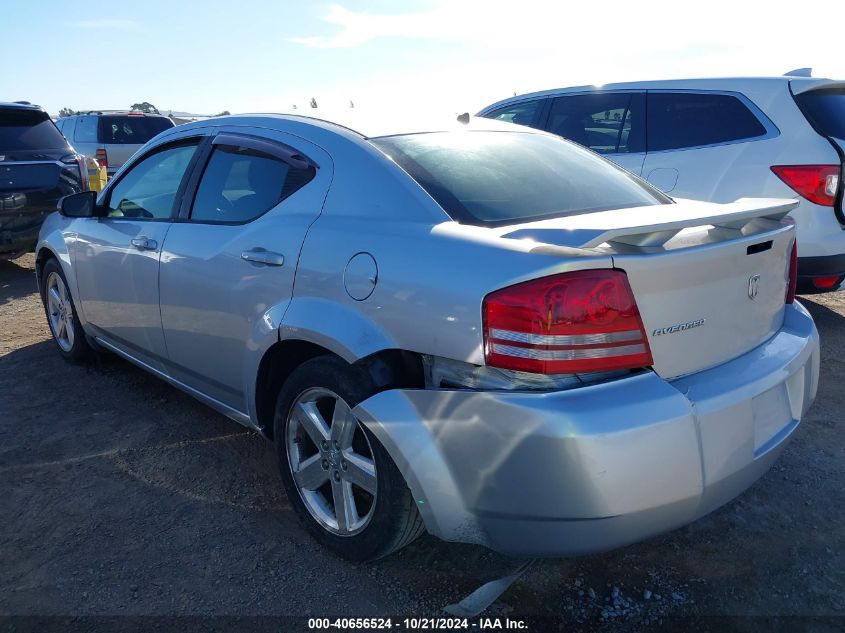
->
748, 274, 761, 300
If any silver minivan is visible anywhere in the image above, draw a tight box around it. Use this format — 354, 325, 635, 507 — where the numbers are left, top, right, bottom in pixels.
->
55, 111, 175, 177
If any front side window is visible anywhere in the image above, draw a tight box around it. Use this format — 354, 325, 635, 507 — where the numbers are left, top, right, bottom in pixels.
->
105, 143, 198, 219
371, 131, 670, 227
546, 93, 644, 154
647, 92, 768, 152
483, 100, 543, 128
74, 117, 98, 143
190, 144, 315, 223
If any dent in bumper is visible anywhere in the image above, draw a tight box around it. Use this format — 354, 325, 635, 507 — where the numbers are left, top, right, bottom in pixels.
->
353, 303, 819, 557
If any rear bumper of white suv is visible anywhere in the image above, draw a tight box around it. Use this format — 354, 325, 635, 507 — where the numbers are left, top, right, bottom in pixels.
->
354, 302, 819, 557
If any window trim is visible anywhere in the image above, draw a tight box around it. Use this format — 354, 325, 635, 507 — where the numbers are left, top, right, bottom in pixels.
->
181, 132, 317, 226
480, 98, 549, 129
544, 91, 647, 155
98, 136, 206, 223
644, 89, 780, 154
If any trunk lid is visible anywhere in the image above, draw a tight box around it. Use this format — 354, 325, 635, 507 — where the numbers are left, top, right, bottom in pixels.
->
501, 198, 797, 379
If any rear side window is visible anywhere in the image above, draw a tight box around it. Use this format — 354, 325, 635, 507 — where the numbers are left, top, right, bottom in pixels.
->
98, 115, 174, 145
795, 88, 845, 141
546, 93, 644, 154
483, 100, 543, 127
0, 109, 67, 150
190, 144, 316, 223
371, 131, 670, 227
74, 116, 98, 143
647, 92, 767, 151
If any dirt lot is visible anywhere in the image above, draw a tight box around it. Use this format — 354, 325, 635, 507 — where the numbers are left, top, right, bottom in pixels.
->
1, 253, 843, 631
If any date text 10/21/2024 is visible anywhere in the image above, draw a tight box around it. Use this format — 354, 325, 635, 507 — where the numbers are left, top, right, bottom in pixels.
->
307, 617, 529, 630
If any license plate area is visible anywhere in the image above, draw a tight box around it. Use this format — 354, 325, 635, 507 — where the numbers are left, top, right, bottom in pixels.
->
752, 382, 795, 457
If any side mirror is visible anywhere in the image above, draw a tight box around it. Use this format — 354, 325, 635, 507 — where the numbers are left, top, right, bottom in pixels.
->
59, 191, 100, 218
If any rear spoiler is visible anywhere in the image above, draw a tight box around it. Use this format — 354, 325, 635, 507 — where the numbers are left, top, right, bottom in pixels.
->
790, 79, 845, 95
503, 198, 798, 249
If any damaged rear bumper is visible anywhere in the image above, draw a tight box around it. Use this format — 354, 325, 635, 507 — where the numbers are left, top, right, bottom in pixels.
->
352, 302, 819, 557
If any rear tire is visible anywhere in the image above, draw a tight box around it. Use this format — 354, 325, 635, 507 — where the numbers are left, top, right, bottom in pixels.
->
274, 356, 425, 561
40, 258, 92, 363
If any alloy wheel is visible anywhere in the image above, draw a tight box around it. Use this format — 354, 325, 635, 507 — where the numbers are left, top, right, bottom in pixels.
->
285, 387, 378, 536
45, 272, 75, 352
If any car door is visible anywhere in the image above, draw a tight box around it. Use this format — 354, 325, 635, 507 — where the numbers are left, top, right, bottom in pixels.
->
543, 92, 646, 175
72, 137, 203, 372
158, 128, 332, 412
640, 91, 776, 197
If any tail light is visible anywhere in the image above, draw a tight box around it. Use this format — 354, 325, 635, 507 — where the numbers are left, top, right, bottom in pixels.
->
771, 165, 839, 206
786, 241, 798, 304
483, 269, 653, 374
75, 155, 89, 191
811, 275, 840, 289
95, 148, 109, 170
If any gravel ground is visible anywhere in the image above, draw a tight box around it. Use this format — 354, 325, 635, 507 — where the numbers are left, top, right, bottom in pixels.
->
1, 253, 843, 631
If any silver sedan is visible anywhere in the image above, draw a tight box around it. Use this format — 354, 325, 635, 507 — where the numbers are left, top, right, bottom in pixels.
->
37, 114, 818, 560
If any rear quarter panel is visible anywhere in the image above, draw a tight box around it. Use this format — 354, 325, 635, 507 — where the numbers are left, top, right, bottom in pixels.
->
285, 137, 617, 365
290, 219, 614, 365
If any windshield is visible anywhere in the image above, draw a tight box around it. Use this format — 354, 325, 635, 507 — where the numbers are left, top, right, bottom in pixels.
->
0, 109, 67, 151
98, 115, 174, 145
795, 88, 845, 141
370, 131, 671, 226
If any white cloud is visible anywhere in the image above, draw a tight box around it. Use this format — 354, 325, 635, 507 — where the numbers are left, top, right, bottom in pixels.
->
291, 0, 845, 68
284, 0, 845, 116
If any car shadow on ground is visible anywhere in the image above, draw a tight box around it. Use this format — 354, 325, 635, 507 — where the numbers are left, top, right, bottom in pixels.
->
799, 294, 845, 327
0, 257, 38, 306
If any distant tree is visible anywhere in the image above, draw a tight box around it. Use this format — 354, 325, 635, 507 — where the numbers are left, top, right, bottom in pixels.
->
349, 100, 354, 109
215, 110, 231, 116
309, 97, 318, 109
130, 102, 160, 114
58, 107, 76, 118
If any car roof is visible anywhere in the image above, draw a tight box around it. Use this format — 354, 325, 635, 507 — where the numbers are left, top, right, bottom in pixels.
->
481, 76, 845, 112
177, 111, 538, 140
70, 110, 171, 117
0, 101, 44, 111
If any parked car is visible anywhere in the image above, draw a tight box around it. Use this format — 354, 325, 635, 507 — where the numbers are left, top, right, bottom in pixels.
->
55, 111, 175, 178
479, 73, 845, 293
37, 114, 818, 561
0, 102, 87, 257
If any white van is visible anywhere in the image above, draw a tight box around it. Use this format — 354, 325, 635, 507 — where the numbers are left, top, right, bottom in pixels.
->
479, 73, 845, 292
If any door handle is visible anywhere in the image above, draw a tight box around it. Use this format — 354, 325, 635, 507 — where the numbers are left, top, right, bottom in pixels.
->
131, 237, 158, 251
241, 249, 285, 266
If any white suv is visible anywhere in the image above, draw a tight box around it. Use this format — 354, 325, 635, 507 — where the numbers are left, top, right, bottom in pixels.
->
479, 73, 845, 292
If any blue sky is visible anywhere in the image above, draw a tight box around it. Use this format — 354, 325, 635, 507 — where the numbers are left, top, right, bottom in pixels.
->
2, 0, 845, 117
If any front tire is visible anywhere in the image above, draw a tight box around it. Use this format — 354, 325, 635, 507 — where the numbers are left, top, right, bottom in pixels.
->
274, 356, 424, 561
40, 258, 91, 363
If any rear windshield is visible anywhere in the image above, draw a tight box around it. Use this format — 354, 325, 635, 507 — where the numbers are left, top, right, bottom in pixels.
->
98, 115, 174, 145
795, 88, 845, 141
0, 109, 67, 151
370, 131, 671, 226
